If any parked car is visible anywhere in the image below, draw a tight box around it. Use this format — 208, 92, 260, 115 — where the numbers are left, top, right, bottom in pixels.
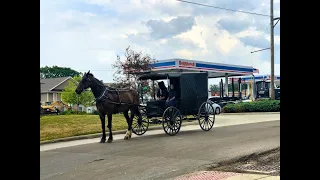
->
218, 101, 236, 109
207, 99, 222, 114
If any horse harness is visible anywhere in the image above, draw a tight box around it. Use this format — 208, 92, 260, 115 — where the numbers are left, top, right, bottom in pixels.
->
94, 86, 136, 106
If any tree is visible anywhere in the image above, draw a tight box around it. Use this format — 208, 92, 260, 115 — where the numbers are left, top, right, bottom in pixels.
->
40, 66, 82, 79
112, 46, 157, 90
61, 76, 94, 107
227, 83, 247, 92
209, 84, 219, 93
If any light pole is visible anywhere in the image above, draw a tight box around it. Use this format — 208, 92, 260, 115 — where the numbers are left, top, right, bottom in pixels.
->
251, 11, 279, 100
40, 82, 44, 115
270, 0, 275, 100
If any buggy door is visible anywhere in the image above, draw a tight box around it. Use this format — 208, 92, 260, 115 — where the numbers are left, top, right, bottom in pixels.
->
179, 73, 208, 115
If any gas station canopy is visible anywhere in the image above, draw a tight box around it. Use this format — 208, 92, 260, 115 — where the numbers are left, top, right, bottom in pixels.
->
150, 59, 259, 78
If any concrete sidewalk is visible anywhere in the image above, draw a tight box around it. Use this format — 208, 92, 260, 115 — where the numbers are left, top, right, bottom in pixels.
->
174, 171, 280, 180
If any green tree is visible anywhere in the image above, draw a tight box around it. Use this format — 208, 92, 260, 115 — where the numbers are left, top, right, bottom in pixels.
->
112, 46, 157, 89
209, 84, 219, 93
227, 83, 247, 92
61, 76, 94, 107
40, 66, 82, 79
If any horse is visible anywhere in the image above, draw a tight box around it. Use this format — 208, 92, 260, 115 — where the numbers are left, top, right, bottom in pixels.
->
75, 71, 142, 143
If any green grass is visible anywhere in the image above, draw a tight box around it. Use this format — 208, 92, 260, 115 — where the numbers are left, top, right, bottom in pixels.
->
40, 114, 196, 142
40, 114, 131, 142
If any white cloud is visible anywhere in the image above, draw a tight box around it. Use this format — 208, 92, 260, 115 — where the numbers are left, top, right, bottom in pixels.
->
256, 61, 280, 75
41, 0, 280, 83
215, 32, 239, 54
236, 27, 264, 37
265, 35, 280, 45
174, 24, 208, 54
174, 49, 194, 59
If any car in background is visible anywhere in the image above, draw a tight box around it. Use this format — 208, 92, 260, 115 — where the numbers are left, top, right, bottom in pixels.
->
207, 99, 222, 114
218, 101, 236, 109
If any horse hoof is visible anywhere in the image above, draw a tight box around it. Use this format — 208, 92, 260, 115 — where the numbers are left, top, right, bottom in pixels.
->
107, 139, 113, 143
100, 139, 106, 143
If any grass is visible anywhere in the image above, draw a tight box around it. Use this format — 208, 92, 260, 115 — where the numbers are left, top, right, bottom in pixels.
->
40, 114, 131, 142
40, 114, 196, 142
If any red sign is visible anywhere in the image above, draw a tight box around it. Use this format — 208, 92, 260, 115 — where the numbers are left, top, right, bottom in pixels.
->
228, 78, 239, 82
179, 61, 195, 67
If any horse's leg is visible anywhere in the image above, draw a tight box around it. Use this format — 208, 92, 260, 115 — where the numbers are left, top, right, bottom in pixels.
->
130, 106, 137, 128
99, 113, 106, 143
107, 113, 113, 143
135, 105, 142, 121
123, 110, 132, 140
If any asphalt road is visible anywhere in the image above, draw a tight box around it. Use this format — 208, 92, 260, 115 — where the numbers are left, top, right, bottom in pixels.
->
40, 120, 280, 180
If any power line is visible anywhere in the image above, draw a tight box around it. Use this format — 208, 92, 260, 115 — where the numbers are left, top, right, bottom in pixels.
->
251, 47, 270, 54
176, 0, 270, 17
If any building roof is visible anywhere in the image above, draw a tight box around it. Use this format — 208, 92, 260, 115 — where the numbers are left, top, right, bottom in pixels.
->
40, 77, 72, 93
236, 75, 280, 82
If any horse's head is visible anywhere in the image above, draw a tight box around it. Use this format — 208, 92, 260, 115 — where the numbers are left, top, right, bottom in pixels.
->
75, 70, 93, 94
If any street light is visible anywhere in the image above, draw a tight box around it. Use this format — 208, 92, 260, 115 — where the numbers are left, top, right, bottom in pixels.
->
251, 13, 279, 100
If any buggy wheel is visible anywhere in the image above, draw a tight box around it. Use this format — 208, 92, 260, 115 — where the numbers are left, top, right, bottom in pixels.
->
162, 107, 182, 136
198, 102, 215, 131
131, 107, 149, 135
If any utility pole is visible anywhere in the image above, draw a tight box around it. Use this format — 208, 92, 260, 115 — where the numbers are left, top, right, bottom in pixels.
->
270, 0, 275, 100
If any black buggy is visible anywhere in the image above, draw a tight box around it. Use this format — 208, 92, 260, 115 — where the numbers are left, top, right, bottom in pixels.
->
130, 72, 216, 136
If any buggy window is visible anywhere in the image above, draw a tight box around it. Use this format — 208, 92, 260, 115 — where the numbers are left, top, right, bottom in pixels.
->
170, 78, 180, 100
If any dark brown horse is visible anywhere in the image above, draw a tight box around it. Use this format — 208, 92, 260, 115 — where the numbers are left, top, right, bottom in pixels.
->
75, 71, 141, 143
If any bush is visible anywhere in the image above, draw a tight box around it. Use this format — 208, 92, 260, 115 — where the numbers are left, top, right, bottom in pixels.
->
91, 110, 100, 115
60, 109, 100, 115
222, 100, 280, 113
60, 110, 88, 115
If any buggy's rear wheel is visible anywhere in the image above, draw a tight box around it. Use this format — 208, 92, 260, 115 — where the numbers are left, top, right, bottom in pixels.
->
131, 107, 149, 135
198, 102, 215, 131
162, 107, 182, 136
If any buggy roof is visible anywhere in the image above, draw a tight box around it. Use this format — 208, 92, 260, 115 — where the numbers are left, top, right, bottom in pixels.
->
149, 59, 259, 78
138, 72, 183, 80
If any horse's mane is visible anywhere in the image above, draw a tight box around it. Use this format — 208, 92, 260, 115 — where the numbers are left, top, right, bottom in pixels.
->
106, 86, 117, 90
87, 73, 105, 88
87, 72, 132, 91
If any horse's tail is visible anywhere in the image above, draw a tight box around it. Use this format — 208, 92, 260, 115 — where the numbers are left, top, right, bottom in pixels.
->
136, 91, 142, 105
131, 89, 141, 105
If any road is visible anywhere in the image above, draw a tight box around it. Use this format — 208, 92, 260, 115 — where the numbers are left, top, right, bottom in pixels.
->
40, 117, 280, 180
208, 147, 280, 176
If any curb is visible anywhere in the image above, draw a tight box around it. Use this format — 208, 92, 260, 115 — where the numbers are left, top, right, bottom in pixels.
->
220, 112, 280, 116
40, 121, 198, 145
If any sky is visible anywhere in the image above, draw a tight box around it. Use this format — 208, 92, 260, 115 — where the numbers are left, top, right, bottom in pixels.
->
40, 0, 280, 85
